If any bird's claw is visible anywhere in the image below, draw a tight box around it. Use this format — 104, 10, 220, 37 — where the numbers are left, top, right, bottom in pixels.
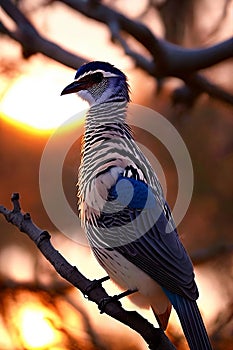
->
98, 295, 121, 314
98, 288, 137, 314
83, 276, 110, 298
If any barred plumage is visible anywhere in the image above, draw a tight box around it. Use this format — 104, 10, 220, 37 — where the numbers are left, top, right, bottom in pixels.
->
61, 61, 213, 349
78, 102, 163, 216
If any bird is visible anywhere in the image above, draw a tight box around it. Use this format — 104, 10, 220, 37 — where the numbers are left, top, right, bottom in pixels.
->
61, 61, 213, 350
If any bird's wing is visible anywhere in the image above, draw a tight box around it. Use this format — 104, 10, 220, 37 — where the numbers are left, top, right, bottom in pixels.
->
94, 171, 198, 301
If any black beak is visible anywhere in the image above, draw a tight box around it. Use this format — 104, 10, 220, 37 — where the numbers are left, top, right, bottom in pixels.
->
60, 81, 85, 96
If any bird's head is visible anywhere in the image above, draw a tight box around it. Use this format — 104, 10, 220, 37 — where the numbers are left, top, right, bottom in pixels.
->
61, 61, 130, 106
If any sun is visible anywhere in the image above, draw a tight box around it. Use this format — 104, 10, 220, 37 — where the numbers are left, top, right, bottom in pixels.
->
0, 68, 88, 133
21, 307, 57, 348
12, 298, 64, 350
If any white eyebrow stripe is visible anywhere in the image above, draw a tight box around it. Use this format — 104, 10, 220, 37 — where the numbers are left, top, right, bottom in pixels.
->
75, 69, 118, 81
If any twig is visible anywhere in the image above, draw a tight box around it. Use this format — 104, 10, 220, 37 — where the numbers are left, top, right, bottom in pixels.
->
0, 193, 176, 350
61, 0, 233, 74
1, 0, 87, 68
184, 73, 233, 105
60, 0, 233, 105
1, 0, 233, 106
109, 19, 155, 74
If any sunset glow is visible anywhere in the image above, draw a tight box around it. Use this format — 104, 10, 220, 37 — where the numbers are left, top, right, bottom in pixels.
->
21, 307, 57, 348
0, 69, 88, 134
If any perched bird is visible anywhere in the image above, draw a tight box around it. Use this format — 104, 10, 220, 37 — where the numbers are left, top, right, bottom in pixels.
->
61, 61, 212, 350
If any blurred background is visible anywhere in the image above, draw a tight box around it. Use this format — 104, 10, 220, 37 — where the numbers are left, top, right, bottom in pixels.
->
0, 0, 233, 349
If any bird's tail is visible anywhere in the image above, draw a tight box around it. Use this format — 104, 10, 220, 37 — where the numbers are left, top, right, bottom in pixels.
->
166, 291, 213, 350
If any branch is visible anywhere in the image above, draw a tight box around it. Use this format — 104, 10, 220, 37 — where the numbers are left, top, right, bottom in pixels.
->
1, 0, 87, 69
184, 73, 233, 105
173, 73, 233, 107
60, 0, 233, 75
108, 19, 155, 74
60, 0, 233, 106
0, 193, 176, 350
1, 0, 233, 106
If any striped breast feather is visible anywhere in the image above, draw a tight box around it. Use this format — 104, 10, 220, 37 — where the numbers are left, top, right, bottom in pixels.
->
89, 173, 198, 301
78, 155, 147, 224
78, 117, 165, 226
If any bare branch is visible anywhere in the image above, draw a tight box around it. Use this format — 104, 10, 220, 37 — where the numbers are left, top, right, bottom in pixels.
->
59, 0, 233, 106
184, 73, 233, 105
1, 0, 87, 68
173, 73, 233, 107
1, 0, 233, 106
156, 38, 233, 77
109, 19, 155, 73
60, 0, 233, 75
0, 193, 176, 350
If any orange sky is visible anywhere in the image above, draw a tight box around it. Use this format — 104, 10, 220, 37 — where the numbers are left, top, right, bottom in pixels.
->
0, 2, 233, 349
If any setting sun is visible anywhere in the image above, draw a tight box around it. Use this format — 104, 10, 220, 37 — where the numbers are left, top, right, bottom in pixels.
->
0, 67, 88, 133
21, 307, 57, 348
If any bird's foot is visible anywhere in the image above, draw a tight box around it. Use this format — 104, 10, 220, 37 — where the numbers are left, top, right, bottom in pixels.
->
83, 276, 110, 298
99, 289, 137, 314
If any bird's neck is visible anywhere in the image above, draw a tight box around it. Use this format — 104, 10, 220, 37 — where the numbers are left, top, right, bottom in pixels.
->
78, 100, 133, 207
82, 100, 133, 155
85, 100, 128, 127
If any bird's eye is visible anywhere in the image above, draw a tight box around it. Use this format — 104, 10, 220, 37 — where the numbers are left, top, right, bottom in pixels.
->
92, 72, 104, 83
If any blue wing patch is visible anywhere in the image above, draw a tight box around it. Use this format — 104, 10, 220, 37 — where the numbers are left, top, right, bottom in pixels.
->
109, 175, 156, 209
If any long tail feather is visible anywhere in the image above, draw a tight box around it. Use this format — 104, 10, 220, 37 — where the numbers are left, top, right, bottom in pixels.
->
165, 290, 212, 350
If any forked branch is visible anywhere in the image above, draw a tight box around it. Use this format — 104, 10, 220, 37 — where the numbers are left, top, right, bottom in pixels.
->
0, 193, 176, 350
1, 0, 233, 106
